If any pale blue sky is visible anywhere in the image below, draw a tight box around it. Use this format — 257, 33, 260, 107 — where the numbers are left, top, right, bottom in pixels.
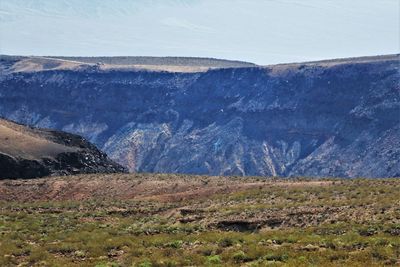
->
0, 0, 399, 64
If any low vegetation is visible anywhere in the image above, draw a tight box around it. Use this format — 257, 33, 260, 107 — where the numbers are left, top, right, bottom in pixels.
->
0, 175, 399, 266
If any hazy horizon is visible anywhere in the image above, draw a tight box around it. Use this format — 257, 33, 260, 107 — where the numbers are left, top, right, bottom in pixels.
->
0, 0, 399, 65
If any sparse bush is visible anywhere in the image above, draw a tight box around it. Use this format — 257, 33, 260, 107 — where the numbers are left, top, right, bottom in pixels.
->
164, 240, 183, 249
207, 255, 222, 264
138, 260, 152, 267
0, 177, 399, 266
232, 250, 248, 262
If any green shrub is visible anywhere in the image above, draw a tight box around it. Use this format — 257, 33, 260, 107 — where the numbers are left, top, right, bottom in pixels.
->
232, 251, 248, 262
207, 255, 222, 264
138, 260, 152, 267
164, 240, 183, 249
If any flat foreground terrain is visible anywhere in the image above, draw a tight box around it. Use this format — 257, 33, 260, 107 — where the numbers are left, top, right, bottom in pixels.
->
0, 174, 399, 266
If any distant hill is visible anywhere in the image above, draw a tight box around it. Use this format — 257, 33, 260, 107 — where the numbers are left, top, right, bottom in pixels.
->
48, 56, 257, 67
0, 118, 127, 179
0, 55, 256, 73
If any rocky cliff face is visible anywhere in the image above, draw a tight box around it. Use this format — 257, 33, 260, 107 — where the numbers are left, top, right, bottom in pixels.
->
0, 118, 127, 179
0, 55, 399, 177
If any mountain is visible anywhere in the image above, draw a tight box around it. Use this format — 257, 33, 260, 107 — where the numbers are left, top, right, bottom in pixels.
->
0, 118, 127, 179
0, 54, 398, 178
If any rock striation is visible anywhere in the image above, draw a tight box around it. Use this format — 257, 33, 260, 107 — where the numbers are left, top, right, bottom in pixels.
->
0, 54, 398, 177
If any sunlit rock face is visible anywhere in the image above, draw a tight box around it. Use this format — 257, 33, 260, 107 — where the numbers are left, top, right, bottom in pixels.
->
0, 55, 399, 177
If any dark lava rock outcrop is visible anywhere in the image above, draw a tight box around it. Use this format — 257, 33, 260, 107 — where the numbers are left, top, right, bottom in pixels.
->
0, 54, 398, 178
0, 118, 127, 179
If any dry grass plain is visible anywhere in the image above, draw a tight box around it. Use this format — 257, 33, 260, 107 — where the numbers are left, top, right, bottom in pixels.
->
0, 174, 399, 266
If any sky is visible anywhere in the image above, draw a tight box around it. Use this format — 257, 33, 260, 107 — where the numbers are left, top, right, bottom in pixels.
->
0, 0, 399, 65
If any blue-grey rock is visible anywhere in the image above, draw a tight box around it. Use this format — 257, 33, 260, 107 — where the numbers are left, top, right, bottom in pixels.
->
0, 55, 399, 177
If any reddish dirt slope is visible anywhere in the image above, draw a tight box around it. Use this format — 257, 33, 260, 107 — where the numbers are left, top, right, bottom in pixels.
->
0, 173, 331, 202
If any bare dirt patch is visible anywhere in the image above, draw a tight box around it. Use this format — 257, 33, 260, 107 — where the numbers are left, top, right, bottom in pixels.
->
0, 173, 331, 202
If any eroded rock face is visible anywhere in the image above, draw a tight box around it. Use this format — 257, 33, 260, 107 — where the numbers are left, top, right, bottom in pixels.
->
0, 153, 50, 179
0, 55, 399, 177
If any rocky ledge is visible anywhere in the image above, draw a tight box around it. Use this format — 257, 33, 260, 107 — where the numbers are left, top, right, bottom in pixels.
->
0, 118, 127, 179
